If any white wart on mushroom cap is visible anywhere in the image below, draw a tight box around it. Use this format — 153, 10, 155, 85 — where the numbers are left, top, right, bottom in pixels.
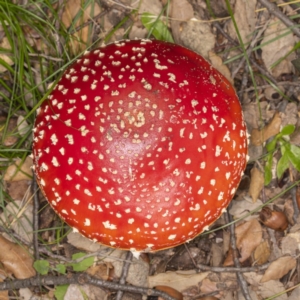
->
32, 39, 248, 252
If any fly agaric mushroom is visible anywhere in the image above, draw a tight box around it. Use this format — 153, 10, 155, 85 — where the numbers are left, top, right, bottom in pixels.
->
32, 39, 248, 252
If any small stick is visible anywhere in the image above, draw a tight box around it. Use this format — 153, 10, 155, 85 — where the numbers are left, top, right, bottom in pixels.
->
115, 251, 133, 300
227, 211, 252, 300
257, 0, 300, 39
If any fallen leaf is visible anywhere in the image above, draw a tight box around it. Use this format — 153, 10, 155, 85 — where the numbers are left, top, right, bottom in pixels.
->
208, 51, 233, 84
261, 16, 296, 77
0, 277, 8, 300
228, 0, 257, 43
229, 196, 263, 220
244, 272, 288, 300
170, 0, 194, 43
199, 278, 219, 295
0, 117, 18, 146
249, 167, 265, 202
4, 156, 33, 182
87, 263, 113, 281
112, 252, 149, 287
148, 270, 209, 292
0, 200, 33, 243
0, 234, 36, 279
180, 20, 215, 58
5, 180, 32, 201
261, 256, 296, 283
0, 37, 14, 73
224, 219, 262, 266
67, 231, 104, 252
253, 240, 271, 265
210, 242, 223, 267
281, 232, 300, 256
17, 116, 30, 137
64, 284, 107, 300
251, 112, 282, 146
61, 0, 102, 54
289, 285, 300, 300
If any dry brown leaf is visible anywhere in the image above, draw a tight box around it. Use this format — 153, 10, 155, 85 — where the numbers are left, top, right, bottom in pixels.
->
261, 16, 297, 78
0, 234, 35, 279
208, 51, 233, 84
289, 285, 300, 300
170, 0, 194, 43
253, 240, 271, 265
0, 37, 14, 74
61, 0, 101, 54
249, 167, 264, 203
87, 263, 113, 281
210, 242, 223, 267
148, 270, 209, 292
3, 157, 33, 182
251, 112, 282, 146
261, 256, 296, 283
281, 232, 300, 256
64, 284, 108, 300
17, 116, 30, 137
180, 20, 215, 58
67, 231, 104, 252
281, 102, 298, 128
199, 278, 219, 295
229, 196, 263, 221
135, 0, 162, 16
243, 102, 271, 131
224, 219, 262, 266
112, 252, 149, 287
244, 272, 288, 300
0, 200, 33, 243
228, 0, 257, 43
5, 180, 32, 201
0, 277, 8, 300
0, 117, 18, 147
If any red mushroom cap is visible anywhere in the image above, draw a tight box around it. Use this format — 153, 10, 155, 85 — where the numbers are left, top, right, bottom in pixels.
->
32, 39, 248, 252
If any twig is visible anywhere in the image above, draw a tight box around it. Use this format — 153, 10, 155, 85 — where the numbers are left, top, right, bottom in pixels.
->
115, 251, 133, 300
243, 81, 300, 92
69, 9, 111, 35
290, 185, 299, 223
213, 22, 278, 85
231, 17, 270, 79
257, 0, 300, 39
227, 211, 252, 300
53, 0, 64, 57
32, 175, 39, 261
0, 273, 176, 300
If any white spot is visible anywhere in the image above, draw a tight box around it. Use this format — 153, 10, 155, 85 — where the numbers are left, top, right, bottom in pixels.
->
197, 187, 203, 194
215, 146, 222, 156
218, 192, 224, 201
51, 157, 59, 167
65, 134, 74, 145
185, 158, 191, 164
168, 234, 176, 240
190, 203, 200, 211
102, 221, 117, 230
84, 189, 93, 196
84, 219, 91, 226
50, 134, 58, 145
73, 199, 80, 205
